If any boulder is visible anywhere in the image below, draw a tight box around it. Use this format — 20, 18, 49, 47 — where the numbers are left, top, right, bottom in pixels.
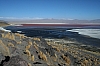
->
3, 55, 28, 66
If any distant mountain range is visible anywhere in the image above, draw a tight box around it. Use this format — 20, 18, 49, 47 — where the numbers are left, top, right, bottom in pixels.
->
1, 19, 100, 24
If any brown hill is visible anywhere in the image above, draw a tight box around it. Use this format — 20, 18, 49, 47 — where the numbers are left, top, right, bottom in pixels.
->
0, 20, 9, 26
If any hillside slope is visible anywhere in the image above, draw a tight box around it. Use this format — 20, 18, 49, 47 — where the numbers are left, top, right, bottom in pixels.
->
0, 30, 100, 66
0, 20, 9, 26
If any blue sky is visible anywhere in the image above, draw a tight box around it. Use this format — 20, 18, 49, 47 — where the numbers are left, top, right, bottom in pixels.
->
0, 0, 100, 20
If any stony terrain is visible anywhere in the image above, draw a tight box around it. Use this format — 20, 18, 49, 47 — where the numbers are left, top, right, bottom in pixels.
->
0, 30, 100, 66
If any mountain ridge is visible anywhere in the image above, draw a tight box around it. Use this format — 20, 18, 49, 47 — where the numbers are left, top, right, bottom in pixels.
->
0, 19, 100, 24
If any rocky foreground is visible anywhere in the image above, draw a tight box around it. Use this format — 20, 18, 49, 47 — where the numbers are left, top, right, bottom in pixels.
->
0, 30, 100, 66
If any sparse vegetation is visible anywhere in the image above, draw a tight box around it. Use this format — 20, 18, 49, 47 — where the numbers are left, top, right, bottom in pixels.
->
0, 40, 10, 56
25, 49, 31, 57
33, 37, 40, 41
31, 55, 34, 61
28, 63, 32, 66
33, 44, 39, 50
61, 54, 71, 65
28, 41, 32, 45
0, 30, 100, 66
38, 51, 47, 61
25, 45, 31, 50
8, 43, 14, 47
3, 32, 15, 40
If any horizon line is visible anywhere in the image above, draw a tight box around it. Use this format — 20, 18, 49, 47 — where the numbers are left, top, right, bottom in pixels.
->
0, 16, 99, 20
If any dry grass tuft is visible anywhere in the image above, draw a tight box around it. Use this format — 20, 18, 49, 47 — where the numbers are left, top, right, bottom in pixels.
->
1, 33, 4, 38
55, 54, 57, 58
51, 54, 57, 62
11, 33, 15, 40
31, 55, 34, 61
28, 63, 32, 66
25, 50, 35, 62
0, 40, 10, 56
17, 41, 22, 44
7, 43, 14, 47
63, 48, 67, 51
51, 56, 57, 62
25, 45, 31, 50
52, 46, 60, 52
25, 49, 31, 57
15, 33, 21, 37
21, 34, 26, 39
33, 37, 40, 41
38, 51, 47, 61
4, 32, 15, 40
15, 33, 21, 39
4, 32, 10, 39
33, 44, 39, 51
62, 54, 71, 65
15, 33, 26, 39
28, 41, 32, 45
33, 41, 37, 44
82, 59, 88, 66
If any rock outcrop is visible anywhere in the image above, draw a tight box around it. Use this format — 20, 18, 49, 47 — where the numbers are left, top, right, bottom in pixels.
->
3, 55, 28, 66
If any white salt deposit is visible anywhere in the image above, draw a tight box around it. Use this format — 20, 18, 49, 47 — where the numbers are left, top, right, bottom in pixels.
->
0, 27, 11, 32
67, 29, 100, 39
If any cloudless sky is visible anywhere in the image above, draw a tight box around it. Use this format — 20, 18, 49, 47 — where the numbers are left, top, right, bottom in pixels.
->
0, 0, 100, 20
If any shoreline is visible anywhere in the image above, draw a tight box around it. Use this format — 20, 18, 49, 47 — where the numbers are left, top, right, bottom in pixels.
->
3, 26, 100, 47
67, 29, 100, 39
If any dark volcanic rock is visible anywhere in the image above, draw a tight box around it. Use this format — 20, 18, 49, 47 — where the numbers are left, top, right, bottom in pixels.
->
3, 55, 28, 66
0, 33, 2, 37
0, 53, 5, 64
45, 46, 55, 56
